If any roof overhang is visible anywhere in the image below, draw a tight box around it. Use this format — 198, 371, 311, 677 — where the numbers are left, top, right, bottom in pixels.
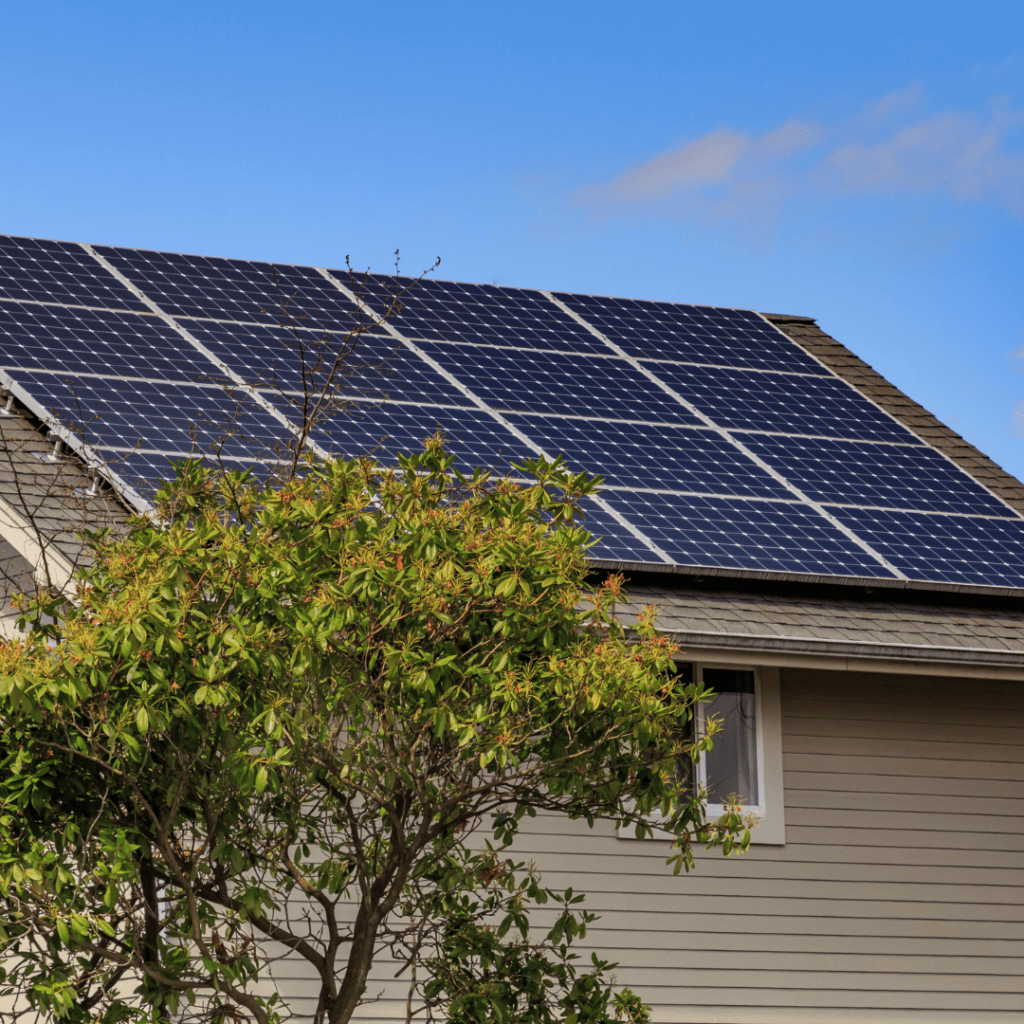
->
659, 637, 1024, 681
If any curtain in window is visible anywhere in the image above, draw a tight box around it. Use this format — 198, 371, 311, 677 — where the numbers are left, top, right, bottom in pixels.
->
702, 669, 758, 807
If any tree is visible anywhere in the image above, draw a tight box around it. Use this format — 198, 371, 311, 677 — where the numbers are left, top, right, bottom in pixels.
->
0, 445, 749, 1024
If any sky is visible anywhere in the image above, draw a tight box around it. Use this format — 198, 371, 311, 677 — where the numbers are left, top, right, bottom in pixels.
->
2, 1, 1023, 477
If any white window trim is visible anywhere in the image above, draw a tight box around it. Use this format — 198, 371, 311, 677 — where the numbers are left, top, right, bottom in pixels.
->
618, 662, 785, 846
694, 662, 766, 820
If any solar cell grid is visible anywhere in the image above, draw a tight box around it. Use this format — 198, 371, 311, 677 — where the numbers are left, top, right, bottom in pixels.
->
577, 498, 663, 563
600, 491, 898, 578
737, 434, 1014, 517
0, 302, 221, 383
340, 273, 609, 352
4, 232, 1024, 590
313, 402, 538, 474
647, 363, 917, 443
505, 415, 791, 498
554, 291, 827, 373
0, 236, 148, 312
182, 321, 468, 405
829, 506, 1024, 588
95, 246, 365, 329
6, 371, 292, 459
421, 342, 702, 424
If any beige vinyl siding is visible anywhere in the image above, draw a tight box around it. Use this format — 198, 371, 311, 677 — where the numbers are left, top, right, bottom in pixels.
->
498, 667, 1024, 1023
263, 666, 1024, 1022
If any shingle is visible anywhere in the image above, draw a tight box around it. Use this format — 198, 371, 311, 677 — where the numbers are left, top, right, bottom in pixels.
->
615, 584, 1024, 658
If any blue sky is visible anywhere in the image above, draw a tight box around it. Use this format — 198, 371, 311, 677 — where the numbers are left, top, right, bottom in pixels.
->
3, 1, 1023, 477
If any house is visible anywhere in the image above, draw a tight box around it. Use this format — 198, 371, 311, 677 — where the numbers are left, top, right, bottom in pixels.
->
0, 234, 1020, 1022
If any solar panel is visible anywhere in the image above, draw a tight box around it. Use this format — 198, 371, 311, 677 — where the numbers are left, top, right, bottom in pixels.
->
647, 363, 918, 443
107, 449, 286, 502
419, 343, 703, 423
6, 370, 291, 458
0, 236, 148, 312
0, 302, 221, 383
576, 498, 664, 563
184, 322, 467, 404
343, 274, 609, 352
504, 416, 792, 498
312, 402, 538, 475
2, 233, 1022, 591
95, 246, 365, 329
738, 435, 1013, 517
599, 491, 896, 577
553, 292, 828, 374
828, 507, 1024, 588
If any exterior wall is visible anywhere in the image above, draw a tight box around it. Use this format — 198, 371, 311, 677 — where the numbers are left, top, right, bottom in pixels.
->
506, 667, 1024, 1023
266, 665, 1024, 1023
8, 665, 1016, 1022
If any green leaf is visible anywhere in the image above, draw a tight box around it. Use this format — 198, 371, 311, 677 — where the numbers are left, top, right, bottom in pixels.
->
255, 765, 269, 794
135, 706, 149, 734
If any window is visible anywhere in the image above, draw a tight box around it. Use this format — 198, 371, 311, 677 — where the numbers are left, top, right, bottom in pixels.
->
618, 662, 785, 845
695, 665, 764, 818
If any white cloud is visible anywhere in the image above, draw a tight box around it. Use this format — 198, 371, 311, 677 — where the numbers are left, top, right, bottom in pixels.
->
826, 108, 1024, 209
577, 128, 750, 204
572, 91, 1024, 221
865, 82, 926, 124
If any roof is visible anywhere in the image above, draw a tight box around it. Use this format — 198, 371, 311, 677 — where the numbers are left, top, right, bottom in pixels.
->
611, 583, 1024, 672
3, 234, 1024, 597
0, 402, 128, 606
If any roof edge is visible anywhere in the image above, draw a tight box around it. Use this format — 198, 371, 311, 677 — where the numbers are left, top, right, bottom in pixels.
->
641, 628, 1024, 668
760, 312, 818, 324
586, 557, 1024, 602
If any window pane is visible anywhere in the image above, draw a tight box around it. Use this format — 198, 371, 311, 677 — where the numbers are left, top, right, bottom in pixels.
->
703, 670, 758, 806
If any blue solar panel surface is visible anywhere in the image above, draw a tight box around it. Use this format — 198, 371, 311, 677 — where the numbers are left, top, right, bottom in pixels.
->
504, 416, 791, 498
420, 343, 703, 423
184, 322, 466, 404
0, 237, 148, 311
0, 302, 219, 383
828, 507, 1024, 588
649, 363, 919, 443
312, 402, 537, 474
343, 274, 609, 352
600, 491, 897, 577
96, 246, 365, 329
553, 291, 828, 373
738, 435, 1011, 517
1, 234, 1022, 589
6, 370, 290, 457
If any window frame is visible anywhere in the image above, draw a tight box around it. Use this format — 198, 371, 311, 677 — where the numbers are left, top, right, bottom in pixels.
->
617, 661, 785, 846
693, 662, 766, 820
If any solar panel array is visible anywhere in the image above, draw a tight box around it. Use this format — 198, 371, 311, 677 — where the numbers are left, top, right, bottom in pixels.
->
2, 234, 1024, 589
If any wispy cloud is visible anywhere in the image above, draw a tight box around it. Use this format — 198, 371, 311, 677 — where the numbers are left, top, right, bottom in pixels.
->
573, 90, 1024, 221
825, 108, 1024, 204
584, 128, 749, 202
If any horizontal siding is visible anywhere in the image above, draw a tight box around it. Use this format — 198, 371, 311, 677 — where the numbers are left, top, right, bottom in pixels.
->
784, 769, 1023, 799
587, 909, 1024, 940
783, 715, 1024, 747
783, 734, 1023, 764
263, 667, 1024, 1022
507, 667, 1024, 1022
784, 752, 1023, 781
504, 852, 1024, 887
